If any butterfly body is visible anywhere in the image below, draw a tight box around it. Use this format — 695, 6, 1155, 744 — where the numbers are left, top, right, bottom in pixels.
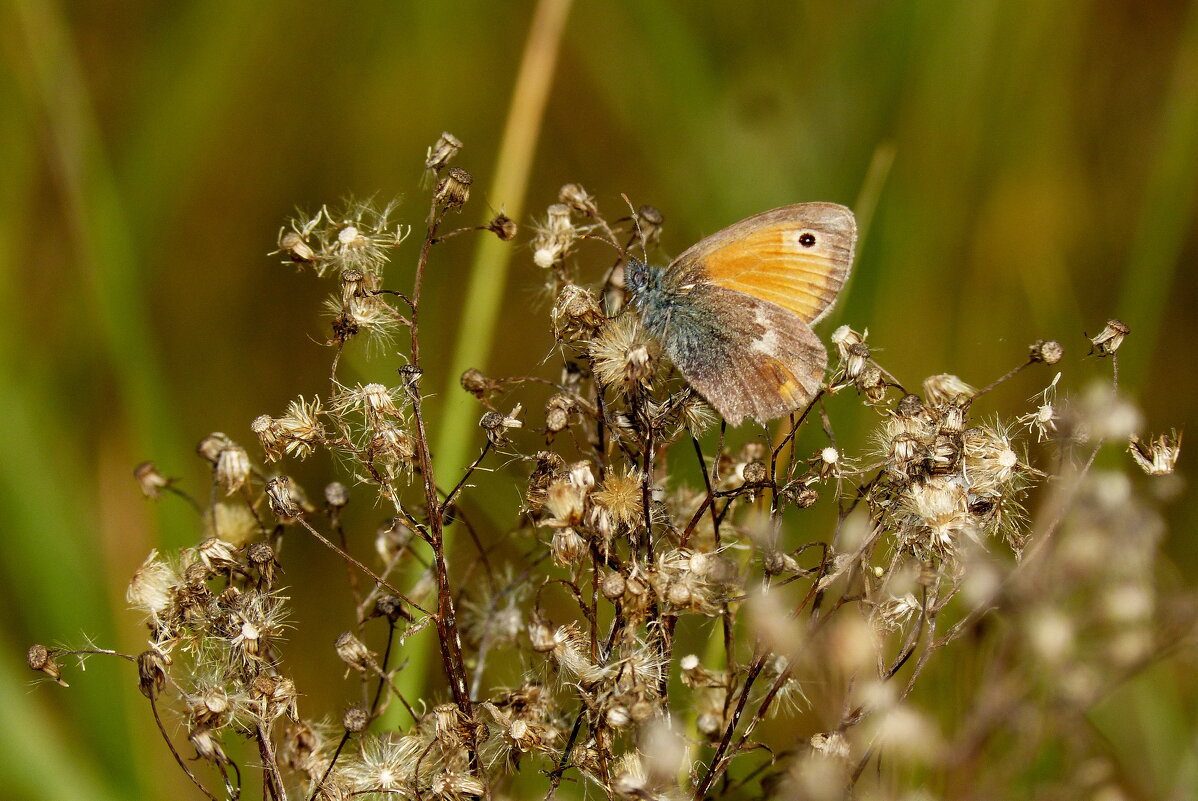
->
626, 203, 857, 425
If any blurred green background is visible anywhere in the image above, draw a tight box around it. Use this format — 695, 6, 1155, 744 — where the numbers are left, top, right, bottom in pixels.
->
2, 1, 1196, 798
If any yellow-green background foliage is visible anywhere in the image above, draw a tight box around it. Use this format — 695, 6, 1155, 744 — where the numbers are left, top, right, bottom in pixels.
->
2, 1, 1195, 798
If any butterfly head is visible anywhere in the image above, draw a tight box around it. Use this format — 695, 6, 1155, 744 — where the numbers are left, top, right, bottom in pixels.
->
624, 257, 652, 298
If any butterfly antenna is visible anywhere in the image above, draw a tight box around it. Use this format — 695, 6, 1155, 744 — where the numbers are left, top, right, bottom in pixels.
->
619, 193, 650, 264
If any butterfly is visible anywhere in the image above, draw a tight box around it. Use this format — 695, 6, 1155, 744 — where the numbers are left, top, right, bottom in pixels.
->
624, 203, 857, 425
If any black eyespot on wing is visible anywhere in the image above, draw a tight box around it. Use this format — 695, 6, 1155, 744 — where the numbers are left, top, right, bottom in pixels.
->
799, 232, 817, 247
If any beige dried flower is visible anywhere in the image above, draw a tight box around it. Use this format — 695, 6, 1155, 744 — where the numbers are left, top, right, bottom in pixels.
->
551, 283, 605, 343
593, 467, 644, 532
1089, 318, 1129, 355
133, 461, 171, 499
558, 182, 599, 217
127, 550, 177, 625
1128, 430, 1182, 475
590, 314, 659, 392
425, 131, 463, 174
923, 373, 977, 405
532, 203, 577, 269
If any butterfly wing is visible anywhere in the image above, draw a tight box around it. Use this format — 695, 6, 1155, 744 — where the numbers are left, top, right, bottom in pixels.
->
659, 283, 827, 425
671, 202, 856, 326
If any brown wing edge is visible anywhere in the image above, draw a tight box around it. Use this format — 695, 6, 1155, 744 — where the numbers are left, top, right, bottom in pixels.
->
666, 290, 828, 426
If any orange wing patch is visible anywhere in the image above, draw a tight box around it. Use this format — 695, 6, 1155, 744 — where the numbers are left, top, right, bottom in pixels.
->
705, 233, 846, 323
675, 203, 856, 326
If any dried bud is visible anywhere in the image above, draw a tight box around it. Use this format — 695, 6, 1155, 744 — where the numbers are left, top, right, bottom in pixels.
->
138, 649, 169, 699
425, 131, 463, 173
398, 364, 423, 396
335, 632, 374, 674
373, 594, 410, 622
601, 572, 626, 600
636, 205, 665, 249
831, 325, 867, 359
1030, 339, 1064, 365
1089, 319, 1129, 356
762, 549, 800, 575
189, 727, 231, 765
858, 366, 888, 404
339, 267, 370, 305
558, 183, 598, 217
1128, 431, 1182, 476
325, 481, 350, 508
197, 537, 239, 572
197, 432, 233, 464
133, 461, 171, 499
190, 686, 231, 729
435, 166, 472, 209
246, 542, 278, 586
928, 433, 961, 474
552, 527, 588, 566
937, 397, 970, 435
486, 213, 518, 241
781, 481, 819, 508
533, 203, 577, 268
552, 283, 605, 342
251, 674, 299, 722
251, 415, 286, 462
923, 374, 976, 405
889, 433, 926, 482
278, 229, 316, 264
896, 393, 925, 420
342, 704, 370, 733
590, 315, 659, 391
629, 700, 655, 722
844, 342, 871, 382
214, 443, 252, 495
127, 551, 177, 621
529, 618, 560, 652
27, 644, 67, 686
460, 367, 496, 398
545, 393, 575, 434
742, 459, 768, 485
265, 476, 302, 519
481, 405, 523, 446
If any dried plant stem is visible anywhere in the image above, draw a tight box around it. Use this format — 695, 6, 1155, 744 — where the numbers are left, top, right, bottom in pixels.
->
976, 358, 1033, 396
407, 203, 479, 769
693, 656, 767, 800
148, 694, 221, 801
296, 518, 429, 615
257, 721, 288, 801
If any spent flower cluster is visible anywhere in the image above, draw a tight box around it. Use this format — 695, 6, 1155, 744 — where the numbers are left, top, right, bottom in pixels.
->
30, 134, 1189, 801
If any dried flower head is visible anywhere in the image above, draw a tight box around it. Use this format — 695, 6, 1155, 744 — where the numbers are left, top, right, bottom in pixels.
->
1089, 319, 1129, 356
552, 283, 605, 343
635, 205, 665, 250
1128, 430, 1182, 475
532, 203, 577, 269
558, 183, 599, 217
425, 131, 463, 174
923, 374, 976, 405
435, 166, 473, 209
27, 644, 67, 686
486, 213, 518, 241
592, 467, 645, 533
1030, 339, 1064, 364
133, 461, 171, 499
589, 314, 659, 392
479, 405, 523, 447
